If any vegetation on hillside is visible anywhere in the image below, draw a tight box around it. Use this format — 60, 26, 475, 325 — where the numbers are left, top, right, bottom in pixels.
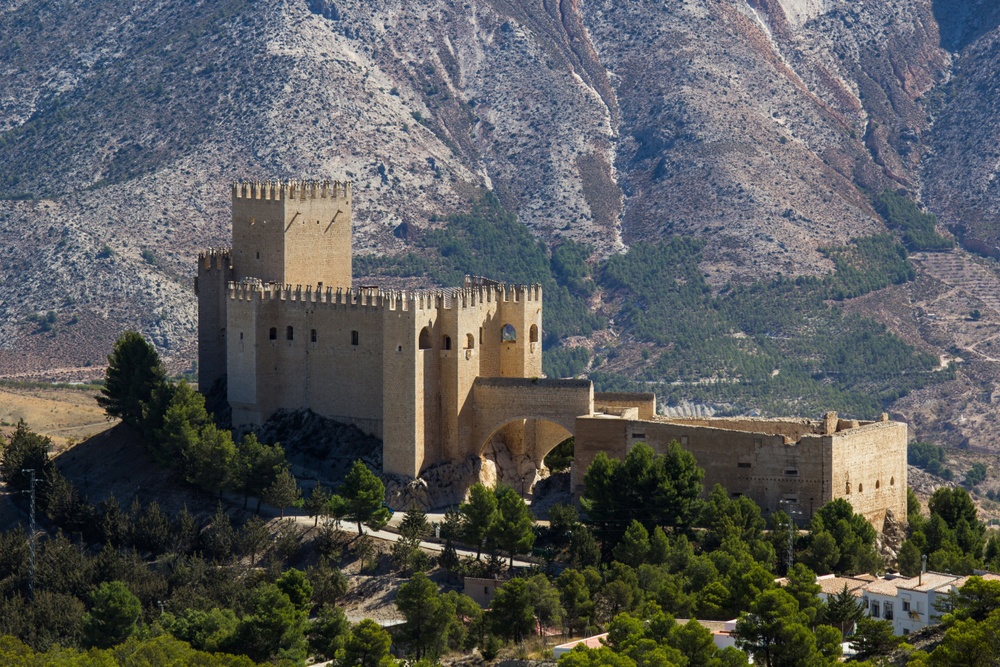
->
7, 383, 1000, 666
355, 192, 603, 348
357, 194, 950, 418
874, 190, 954, 252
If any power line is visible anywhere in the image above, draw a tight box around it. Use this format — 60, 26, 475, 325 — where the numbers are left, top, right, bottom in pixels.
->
22, 469, 36, 598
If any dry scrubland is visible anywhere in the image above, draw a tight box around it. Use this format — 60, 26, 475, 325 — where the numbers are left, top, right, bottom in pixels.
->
0, 383, 113, 448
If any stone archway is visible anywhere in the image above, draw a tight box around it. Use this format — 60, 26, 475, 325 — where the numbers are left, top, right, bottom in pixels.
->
478, 417, 573, 495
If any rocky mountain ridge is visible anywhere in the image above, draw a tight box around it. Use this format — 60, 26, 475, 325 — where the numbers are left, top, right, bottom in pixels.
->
2, 0, 1000, 448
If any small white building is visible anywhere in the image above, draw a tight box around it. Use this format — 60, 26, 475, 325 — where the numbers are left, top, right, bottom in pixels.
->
861, 571, 1000, 636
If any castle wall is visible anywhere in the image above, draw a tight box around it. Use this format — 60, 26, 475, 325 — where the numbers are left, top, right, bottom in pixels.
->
573, 415, 907, 526
227, 284, 385, 437
383, 304, 427, 478
829, 420, 908, 526
221, 279, 548, 479
595, 392, 657, 421
196, 250, 233, 393
228, 291, 259, 421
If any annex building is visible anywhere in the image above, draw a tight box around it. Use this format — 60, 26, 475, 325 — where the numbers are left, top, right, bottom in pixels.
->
196, 179, 907, 525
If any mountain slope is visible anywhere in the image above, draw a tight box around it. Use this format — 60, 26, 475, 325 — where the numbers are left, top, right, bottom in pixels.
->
0, 0, 996, 447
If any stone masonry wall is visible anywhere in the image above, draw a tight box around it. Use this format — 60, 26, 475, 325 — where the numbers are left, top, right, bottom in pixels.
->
573, 415, 907, 526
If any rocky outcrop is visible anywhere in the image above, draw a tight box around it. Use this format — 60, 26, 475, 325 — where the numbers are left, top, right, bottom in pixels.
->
876, 508, 909, 565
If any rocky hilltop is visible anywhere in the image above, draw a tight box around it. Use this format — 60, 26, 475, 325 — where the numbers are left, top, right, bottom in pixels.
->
3, 0, 1000, 448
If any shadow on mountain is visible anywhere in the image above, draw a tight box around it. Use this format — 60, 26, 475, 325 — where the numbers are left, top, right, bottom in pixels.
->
933, 0, 1000, 51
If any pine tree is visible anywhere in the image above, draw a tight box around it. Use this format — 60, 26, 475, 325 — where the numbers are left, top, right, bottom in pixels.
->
305, 484, 331, 527
459, 483, 497, 560
263, 469, 301, 518
488, 485, 535, 568
97, 330, 166, 428
393, 505, 429, 573
82, 581, 142, 648
339, 460, 390, 535
823, 584, 864, 639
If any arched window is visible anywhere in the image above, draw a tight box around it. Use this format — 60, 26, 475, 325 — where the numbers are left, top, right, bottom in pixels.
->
269, 327, 277, 340
846, 481, 851, 494
529, 324, 538, 343
858, 483, 863, 493
502, 324, 517, 342
286, 326, 294, 341
443, 336, 452, 350
876, 479, 881, 489
466, 333, 475, 349
419, 327, 431, 350
311, 329, 317, 343
890, 476, 895, 486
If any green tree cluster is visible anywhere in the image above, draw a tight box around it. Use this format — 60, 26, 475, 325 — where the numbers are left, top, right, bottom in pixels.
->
902, 487, 986, 575
395, 572, 481, 659
456, 482, 535, 566
583, 442, 704, 547
0, 634, 267, 666
874, 189, 954, 252
734, 588, 841, 667
908, 441, 953, 480
97, 331, 297, 505
801, 499, 882, 575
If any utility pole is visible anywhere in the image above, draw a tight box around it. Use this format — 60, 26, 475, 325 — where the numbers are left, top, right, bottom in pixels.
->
22, 469, 36, 598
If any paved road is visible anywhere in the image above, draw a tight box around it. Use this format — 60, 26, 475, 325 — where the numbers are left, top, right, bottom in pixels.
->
286, 512, 536, 569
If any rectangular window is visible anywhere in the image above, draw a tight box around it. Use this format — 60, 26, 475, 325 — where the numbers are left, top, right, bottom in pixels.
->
903, 628, 909, 635
871, 601, 880, 618
784, 469, 799, 476
310, 329, 317, 343
680, 435, 689, 445
737, 462, 752, 469
902, 599, 910, 612
631, 433, 646, 439
351, 330, 359, 346
884, 601, 894, 620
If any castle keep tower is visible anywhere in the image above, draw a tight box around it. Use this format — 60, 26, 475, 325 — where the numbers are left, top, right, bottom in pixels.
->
198, 179, 551, 479
231, 180, 352, 288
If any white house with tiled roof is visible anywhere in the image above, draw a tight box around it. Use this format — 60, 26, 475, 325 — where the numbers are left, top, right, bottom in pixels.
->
861, 571, 1000, 636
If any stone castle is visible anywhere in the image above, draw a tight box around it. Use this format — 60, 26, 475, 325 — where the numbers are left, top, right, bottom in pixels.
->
197, 179, 907, 525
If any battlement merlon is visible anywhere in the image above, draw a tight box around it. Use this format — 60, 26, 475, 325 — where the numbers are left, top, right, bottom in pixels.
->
231, 179, 352, 202
198, 248, 233, 271
226, 279, 542, 310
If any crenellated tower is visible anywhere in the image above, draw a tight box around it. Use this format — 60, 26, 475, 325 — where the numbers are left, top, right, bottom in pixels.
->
195, 248, 234, 393
231, 179, 352, 290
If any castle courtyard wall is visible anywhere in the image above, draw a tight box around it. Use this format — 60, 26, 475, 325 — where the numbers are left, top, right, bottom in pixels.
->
573, 415, 907, 525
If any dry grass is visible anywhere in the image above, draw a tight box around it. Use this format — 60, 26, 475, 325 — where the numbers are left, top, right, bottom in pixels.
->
0, 383, 116, 449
